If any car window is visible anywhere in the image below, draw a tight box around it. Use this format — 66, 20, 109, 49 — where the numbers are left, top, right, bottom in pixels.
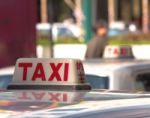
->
57, 27, 74, 37
136, 73, 150, 91
85, 74, 109, 89
0, 75, 12, 89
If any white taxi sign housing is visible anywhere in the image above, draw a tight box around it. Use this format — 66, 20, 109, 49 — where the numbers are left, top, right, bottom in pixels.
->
103, 45, 134, 58
8, 58, 91, 90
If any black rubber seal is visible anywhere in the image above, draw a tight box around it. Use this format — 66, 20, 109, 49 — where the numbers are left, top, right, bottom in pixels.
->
7, 84, 91, 91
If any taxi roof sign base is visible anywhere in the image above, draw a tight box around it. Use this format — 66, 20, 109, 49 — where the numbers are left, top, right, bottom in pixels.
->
7, 84, 91, 91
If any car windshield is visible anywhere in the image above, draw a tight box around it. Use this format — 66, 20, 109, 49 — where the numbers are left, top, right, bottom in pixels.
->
85, 74, 109, 89
0, 75, 12, 89
136, 73, 150, 91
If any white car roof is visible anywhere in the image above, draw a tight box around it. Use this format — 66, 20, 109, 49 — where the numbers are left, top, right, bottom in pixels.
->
83, 59, 150, 75
0, 66, 14, 75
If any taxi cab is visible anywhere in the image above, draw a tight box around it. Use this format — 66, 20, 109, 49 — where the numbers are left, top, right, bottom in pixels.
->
84, 45, 150, 92
1, 58, 150, 118
84, 59, 150, 91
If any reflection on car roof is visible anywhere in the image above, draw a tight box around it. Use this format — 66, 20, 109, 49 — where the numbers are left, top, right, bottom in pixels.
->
1, 90, 150, 117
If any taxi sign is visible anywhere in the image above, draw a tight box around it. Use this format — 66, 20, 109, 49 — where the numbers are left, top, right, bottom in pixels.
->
7, 58, 91, 90
103, 45, 134, 58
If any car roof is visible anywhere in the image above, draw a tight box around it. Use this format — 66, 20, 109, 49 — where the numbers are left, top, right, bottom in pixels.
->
83, 59, 150, 73
0, 90, 150, 117
0, 66, 14, 75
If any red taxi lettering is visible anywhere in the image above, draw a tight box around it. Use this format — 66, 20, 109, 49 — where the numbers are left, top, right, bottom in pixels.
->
32, 63, 46, 81
19, 63, 32, 81
19, 62, 69, 82
63, 63, 69, 81
114, 48, 119, 55
48, 63, 69, 81
108, 48, 119, 55
121, 48, 127, 55
108, 48, 127, 55
49, 63, 62, 81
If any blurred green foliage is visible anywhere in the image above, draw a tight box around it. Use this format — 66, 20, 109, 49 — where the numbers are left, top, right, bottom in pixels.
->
109, 33, 150, 45
55, 37, 84, 44
37, 33, 150, 46
36, 38, 50, 46
37, 37, 84, 46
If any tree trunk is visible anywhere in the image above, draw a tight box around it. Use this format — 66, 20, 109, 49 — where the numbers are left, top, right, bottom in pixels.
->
142, 0, 149, 33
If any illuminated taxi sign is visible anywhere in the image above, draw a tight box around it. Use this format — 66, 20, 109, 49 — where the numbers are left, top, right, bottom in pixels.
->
8, 58, 91, 90
103, 45, 134, 58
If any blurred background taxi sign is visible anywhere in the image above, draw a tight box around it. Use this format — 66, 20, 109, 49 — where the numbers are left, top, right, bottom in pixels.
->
7, 58, 91, 90
103, 45, 134, 59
